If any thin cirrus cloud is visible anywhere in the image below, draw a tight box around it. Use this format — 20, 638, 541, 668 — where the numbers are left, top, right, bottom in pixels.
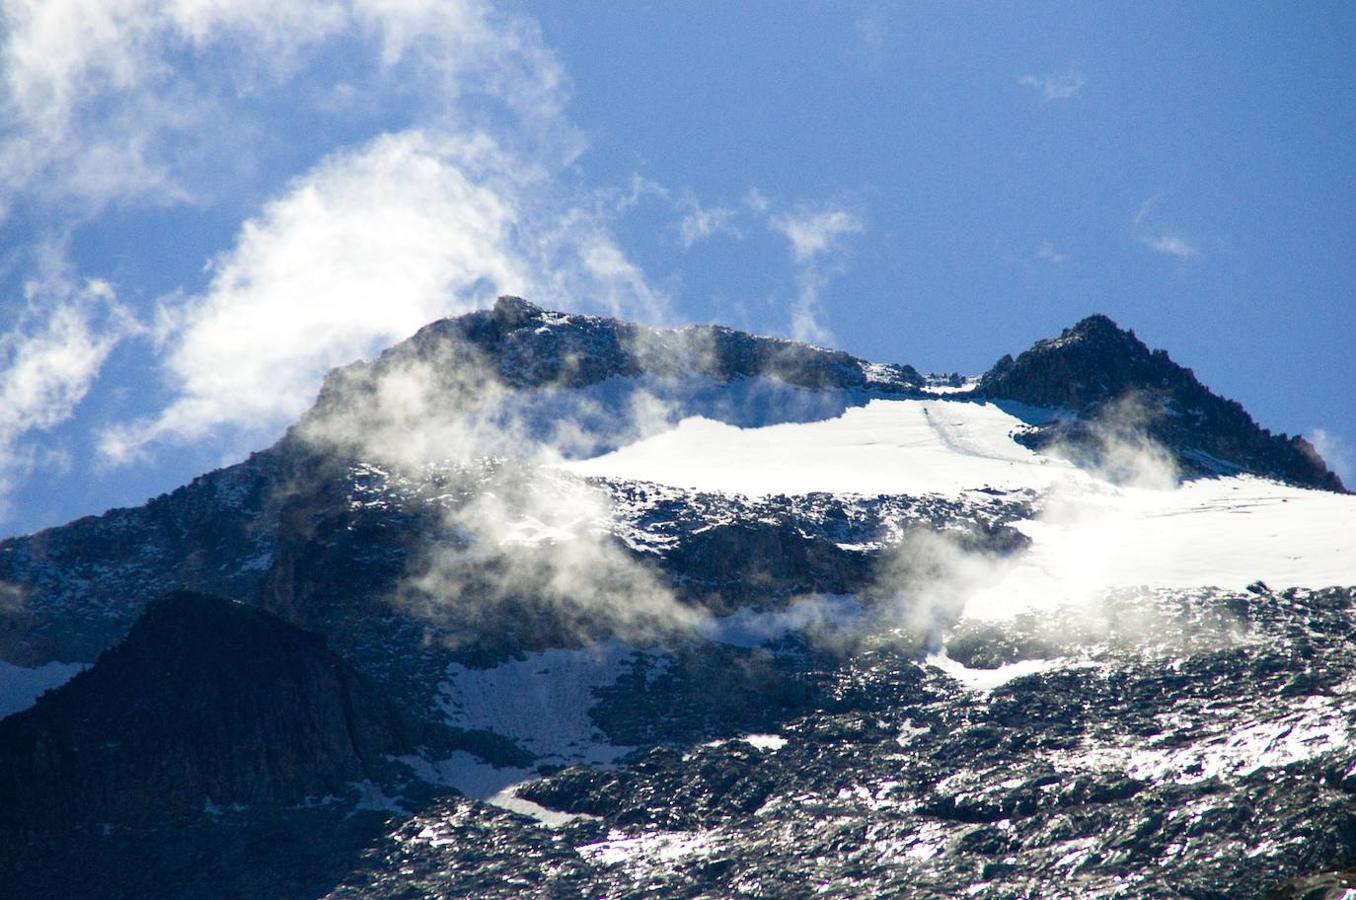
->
1132, 197, 1200, 259
1139, 233, 1199, 260
1017, 69, 1086, 102
1036, 240, 1070, 264
678, 199, 741, 248
0, 269, 137, 514
771, 207, 863, 262
769, 205, 865, 344
0, 0, 350, 218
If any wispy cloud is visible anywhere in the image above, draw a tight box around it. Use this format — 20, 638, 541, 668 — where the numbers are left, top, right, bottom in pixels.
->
46, 1, 665, 465
1140, 233, 1198, 259
0, 260, 136, 513
1018, 69, 1086, 103
99, 127, 672, 462
678, 198, 740, 248
1311, 428, 1353, 488
1036, 240, 1070, 264
1132, 196, 1200, 260
771, 207, 863, 262
769, 204, 865, 344
99, 131, 525, 460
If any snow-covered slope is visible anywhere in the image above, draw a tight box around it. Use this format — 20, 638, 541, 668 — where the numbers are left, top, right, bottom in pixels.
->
561, 397, 1072, 496
562, 396, 1356, 602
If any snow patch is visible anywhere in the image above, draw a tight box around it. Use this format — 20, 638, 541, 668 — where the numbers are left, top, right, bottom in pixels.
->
578, 828, 722, 869
926, 649, 1070, 692
1057, 693, 1354, 785
438, 643, 643, 765
962, 476, 1356, 619
560, 398, 1078, 498
397, 752, 583, 827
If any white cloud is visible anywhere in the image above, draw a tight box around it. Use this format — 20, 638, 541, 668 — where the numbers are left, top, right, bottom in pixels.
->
1036, 240, 1070, 264
767, 203, 864, 344
99, 125, 671, 461
0, 0, 674, 465
0, 268, 135, 513
744, 186, 770, 214
0, 0, 352, 217
99, 131, 529, 459
1018, 69, 1086, 102
771, 207, 863, 262
1132, 197, 1200, 260
1311, 428, 1353, 488
1140, 233, 1198, 259
0, 0, 578, 221
678, 199, 740, 248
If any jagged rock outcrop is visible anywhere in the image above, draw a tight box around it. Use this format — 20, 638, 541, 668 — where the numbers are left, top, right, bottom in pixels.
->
979, 314, 1345, 491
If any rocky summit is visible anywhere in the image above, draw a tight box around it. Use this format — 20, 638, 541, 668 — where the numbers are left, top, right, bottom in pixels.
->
0, 300, 1353, 899
979, 314, 1344, 492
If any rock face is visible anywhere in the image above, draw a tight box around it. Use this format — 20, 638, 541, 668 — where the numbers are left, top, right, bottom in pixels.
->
0, 591, 421, 834
979, 314, 1345, 491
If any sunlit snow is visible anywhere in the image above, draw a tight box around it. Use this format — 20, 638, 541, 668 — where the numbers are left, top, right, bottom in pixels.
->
560, 397, 1356, 608
561, 397, 1070, 497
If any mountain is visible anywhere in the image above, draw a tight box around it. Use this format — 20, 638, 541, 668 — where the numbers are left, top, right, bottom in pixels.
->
978, 313, 1344, 491
0, 299, 1354, 899
0, 591, 427, 830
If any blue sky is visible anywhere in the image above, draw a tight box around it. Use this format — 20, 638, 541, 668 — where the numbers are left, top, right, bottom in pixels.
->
0, 0, 1352, 538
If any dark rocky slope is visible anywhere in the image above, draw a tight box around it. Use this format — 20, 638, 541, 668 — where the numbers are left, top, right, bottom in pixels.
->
0, 591, 425, 833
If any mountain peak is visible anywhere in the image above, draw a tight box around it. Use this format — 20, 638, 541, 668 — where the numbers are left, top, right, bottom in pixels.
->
979, 313, 1160, 409
1055, 313, 1147, 352
980, 315, 1345, 492
491, 294, 544, 329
